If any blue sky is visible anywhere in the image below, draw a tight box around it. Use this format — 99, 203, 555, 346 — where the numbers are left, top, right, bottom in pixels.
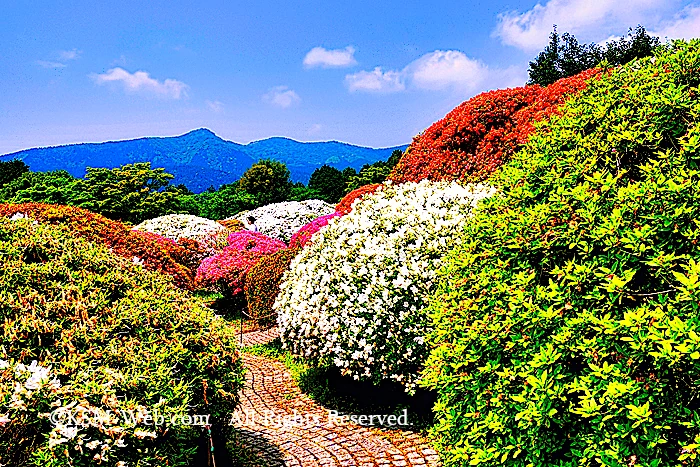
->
1, 0, 699, 154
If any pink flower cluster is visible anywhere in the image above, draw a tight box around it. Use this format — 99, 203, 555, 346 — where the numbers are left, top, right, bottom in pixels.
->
196, 230, 287, 295
289, 212, 341, 249
226, 230, 287, 254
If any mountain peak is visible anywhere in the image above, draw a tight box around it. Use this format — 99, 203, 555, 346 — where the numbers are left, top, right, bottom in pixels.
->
183, 128, 218, 138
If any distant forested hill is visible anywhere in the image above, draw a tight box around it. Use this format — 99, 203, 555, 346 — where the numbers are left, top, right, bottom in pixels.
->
1, 128, 407, 193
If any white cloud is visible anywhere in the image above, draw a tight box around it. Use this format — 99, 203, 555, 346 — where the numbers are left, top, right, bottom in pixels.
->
59, 49, 82, 61
308, 123, 323, 135
111, 55, 128, 67
90, 68, 188, 99
303, 46, 358, 68
406, 50, 490, 92
652, 4, 700, 39
345, 50, 522, 94
493, 0, 668, 51
262, 86, 301, 108
345, 67, 405, 93
206, 100, 224, 112
37, 60, 67, 68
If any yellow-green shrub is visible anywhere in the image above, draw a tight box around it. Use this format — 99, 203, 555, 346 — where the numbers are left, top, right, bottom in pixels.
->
0, 218, 244, 467
424, 40, 700, 466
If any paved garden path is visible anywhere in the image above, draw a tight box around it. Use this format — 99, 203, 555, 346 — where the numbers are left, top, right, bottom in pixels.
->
231, 326, 443, 467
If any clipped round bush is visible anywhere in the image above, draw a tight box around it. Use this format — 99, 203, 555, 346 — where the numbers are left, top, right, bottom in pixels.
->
389, 69, 599, 184
0, 217, 244, 467
423, 41, 700, 466
244, 248, 300, 321
229, 199, 335, 242
133, 214, 230, 262
196, 231, 286, 296
0, 203, 194, 288
275, 180, 495, 390
335, 184, 382, 215
289, 212, 341, 249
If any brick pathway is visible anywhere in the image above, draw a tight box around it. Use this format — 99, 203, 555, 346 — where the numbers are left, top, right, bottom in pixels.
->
232, 328, 442, 467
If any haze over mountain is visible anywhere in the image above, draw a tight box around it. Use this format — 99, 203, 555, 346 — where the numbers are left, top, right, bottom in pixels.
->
0, 129, 407, 193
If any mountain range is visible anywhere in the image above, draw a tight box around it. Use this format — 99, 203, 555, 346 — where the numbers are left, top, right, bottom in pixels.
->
1, 129, 408, 193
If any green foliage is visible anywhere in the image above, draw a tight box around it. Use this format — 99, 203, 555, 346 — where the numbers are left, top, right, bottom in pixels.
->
71, 162, 182, 224
424, 40, 700, 466
0, 159, 29, 187
0, 218, 243, 466
188, 182, 257, 219
0, 170, 78, 205
288, 183, 321, 202
344, 150, 403, 193
238, 159, 292, 205
308, 165, 347, 202
528, 25, 661, 86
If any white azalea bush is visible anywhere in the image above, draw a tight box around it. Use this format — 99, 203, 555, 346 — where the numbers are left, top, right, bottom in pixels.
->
231, 199, 335, 242
133, 213, 230, 261
275, 180, 496, 390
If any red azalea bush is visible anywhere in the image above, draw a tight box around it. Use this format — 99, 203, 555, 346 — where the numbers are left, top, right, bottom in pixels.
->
226, 230, 287, 254
336, 184, 383, 215
244, 247, 300, 321
289, 212, 341, 249
0, 203, 194, 288
389, 69, 600, 183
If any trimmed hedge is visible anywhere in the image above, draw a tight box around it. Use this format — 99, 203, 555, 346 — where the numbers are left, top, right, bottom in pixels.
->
423, 41, 700, 466
244, 247, 300, 321
335, 184, 382, 215
0, 217, 244, 466
0, 203, 195, 288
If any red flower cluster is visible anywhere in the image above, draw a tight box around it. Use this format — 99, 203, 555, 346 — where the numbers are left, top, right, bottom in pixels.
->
196, 230, 287, 295
289, 212, 341, 249
0, 203, 195, 288
389, 69, 600, 183
244, 247, 300, 321
336, 184, 383, 215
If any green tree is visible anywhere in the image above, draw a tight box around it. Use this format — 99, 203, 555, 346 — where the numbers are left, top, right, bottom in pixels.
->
0, 170, 78, 204
387, 149, 404, 169
0, 159, 29, 187
238, 159, 292, 205
192, 182, 257, 219
72, 162, 180, 224
308, 165, 346, 202
528, 25, 661, 86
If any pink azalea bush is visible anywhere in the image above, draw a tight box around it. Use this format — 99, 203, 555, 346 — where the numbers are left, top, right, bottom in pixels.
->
197, 230, 286, 295
226, 230, 287, 254
289, 212, 341, 249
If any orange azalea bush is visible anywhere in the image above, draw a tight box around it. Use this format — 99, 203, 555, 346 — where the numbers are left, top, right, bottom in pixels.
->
244, 247, 300, 322
0, 203, 195, 288
389, 69, 600, 184
336, 183, 383, 215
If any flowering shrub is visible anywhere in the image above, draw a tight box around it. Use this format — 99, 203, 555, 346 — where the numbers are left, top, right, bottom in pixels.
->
0, 217, 244, 466
335, 184, 382, 215
226, 230, 287, 254
196, 231, 286, 296
275, 180, 495, 390
289, 212, 341, 249
389, 69, 599, 184
0, 203, 194, 288
244, 248, 300, 322
134, 214, 230, 263
230, 199, 335, 241
423, 41, 700, 465
217, 218, 245, 232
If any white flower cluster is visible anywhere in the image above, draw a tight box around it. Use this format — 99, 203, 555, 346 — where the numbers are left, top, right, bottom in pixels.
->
134, 214, 229, 257
274, 180, 495, 390
231, 199, 336, 242
0, 359, 154, 465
